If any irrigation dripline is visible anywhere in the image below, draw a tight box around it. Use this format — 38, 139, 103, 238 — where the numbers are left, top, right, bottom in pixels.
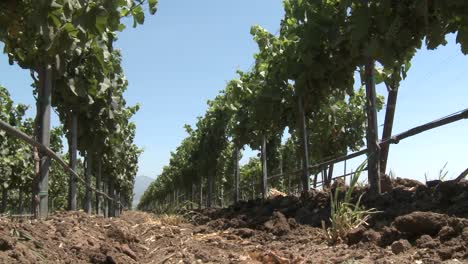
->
228, 108, 468, 193
307, 108, 468, 171
222, 108, 468, 196
1, 108, 466, 207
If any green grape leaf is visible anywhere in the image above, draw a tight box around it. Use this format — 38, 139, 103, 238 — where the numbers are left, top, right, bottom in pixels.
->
149, 0, 158, 15
456, 26, 468, 54
132, 6, 145, 27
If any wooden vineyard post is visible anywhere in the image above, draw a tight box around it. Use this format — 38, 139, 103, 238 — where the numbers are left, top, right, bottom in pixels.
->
68, 112, 78, 210
322, 167, 327, 187
261, 134, 268, 200
1, 186, 6, 213
103, 176, 108, 217
191, 183, 195, 209
114, 190, 120, 217
207, 169, 213, 208
365, 58, 381, 195
18, 190, 23, 214
119, 192, 123, 216
380, 82, 399, 175
298, 96, 310, 192
198, 181, 202, 209
220, 185, 225, 208
233, 145, 240, 203
95, 159, 102, 215
84, 152, 93, 214
327, 164, 334, 186
35, 65, 52, 219
313, 173, 318, 188
108, 180, 114, 217
279, 153, 284, 191
251, 174, 255, 200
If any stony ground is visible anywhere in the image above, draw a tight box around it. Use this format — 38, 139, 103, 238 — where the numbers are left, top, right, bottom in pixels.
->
0, 178, 467, 263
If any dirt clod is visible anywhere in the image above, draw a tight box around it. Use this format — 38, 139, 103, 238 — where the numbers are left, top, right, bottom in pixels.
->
0, 236, 15, 251
233, 228, 254, 238
120, 244, 137, 260
263, 211, 290, 236
415, 235, 438, 249
347, 226, 366, 245
437, 247, 454, 260
393, 211, 448, 236
391, 239, 411, 254
438, 226, 457, 241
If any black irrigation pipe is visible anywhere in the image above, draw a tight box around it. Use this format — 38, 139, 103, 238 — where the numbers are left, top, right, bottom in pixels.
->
0, 119, 120, 205
0, 214, 34, 218
314, 168, 368, 188
235, 108, 468, 193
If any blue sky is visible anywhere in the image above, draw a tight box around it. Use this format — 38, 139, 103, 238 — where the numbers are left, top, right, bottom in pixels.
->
1, 0, 467, 183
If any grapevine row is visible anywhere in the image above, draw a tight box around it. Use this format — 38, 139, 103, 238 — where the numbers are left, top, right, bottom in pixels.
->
138, 0, 468, 211
0, 0, 158, 218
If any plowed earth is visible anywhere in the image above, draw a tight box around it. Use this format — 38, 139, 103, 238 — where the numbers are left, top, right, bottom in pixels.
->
0, 177, 467, 264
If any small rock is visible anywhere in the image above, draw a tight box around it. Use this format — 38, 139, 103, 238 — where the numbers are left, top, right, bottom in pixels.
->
207, 219, 227, 229
462, 227, 468, 240
194, 250, 209, 262
228, 218, 246, 228
363, 229, 381, 243
0, 237, 15, 251
193, 225, 208, 234
379, 226, 401, 247
121, 244, 137, 260
264, 211, 290, 236
437, 247, 454, 260
105, 255, 117, 264
391, 239, 411, 255
438, 226, 457, 241
346, 226, 366, 245
71, 243, 82, 252
234, 228, 254, 238
89, 253, 107, 264
287, 218, 298, 228
416, 235, 438, 249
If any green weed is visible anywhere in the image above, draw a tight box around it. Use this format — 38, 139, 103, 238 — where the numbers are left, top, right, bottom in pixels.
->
324, 161, 379, 244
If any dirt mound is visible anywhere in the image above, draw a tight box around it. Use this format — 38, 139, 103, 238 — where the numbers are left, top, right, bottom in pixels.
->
347, 211, 468, 261
0, 211, 143, 264
196, 178, 468, 230
189, 178, 468, 263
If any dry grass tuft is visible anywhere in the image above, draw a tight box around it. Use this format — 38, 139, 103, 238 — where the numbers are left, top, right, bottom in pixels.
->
155, 214, 186, 226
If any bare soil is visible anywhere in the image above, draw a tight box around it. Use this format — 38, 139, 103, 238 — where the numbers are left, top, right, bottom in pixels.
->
0, 178, 467, 263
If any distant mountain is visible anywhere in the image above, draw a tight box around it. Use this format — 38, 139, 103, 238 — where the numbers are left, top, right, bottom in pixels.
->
132, 176, 154, 209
